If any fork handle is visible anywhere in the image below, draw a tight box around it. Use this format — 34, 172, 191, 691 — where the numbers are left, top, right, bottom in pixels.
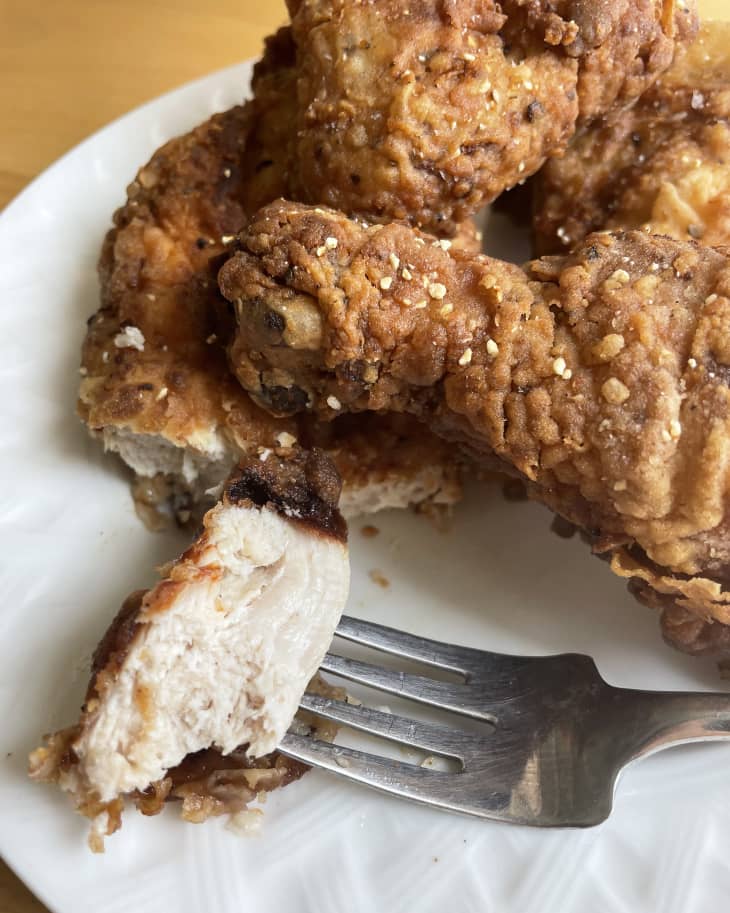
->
616, 688, 730, 760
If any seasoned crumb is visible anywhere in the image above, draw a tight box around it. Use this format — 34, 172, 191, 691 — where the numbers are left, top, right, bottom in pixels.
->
369, 569, 390, 588
593, 334, 626, 361
428, 283, 447, 300
601, 377, 630, 405
361, 525, 380, 538
113, 326, 145, 351
609, 268, 631, 285
276, 431, 298, 449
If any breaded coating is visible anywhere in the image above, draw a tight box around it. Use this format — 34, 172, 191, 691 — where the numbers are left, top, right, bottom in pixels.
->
81, 34, 466, 521
534, 22, 730, 254
83, 103, 289, 481
237, 27, 300, 215
283, 0, 696, 235
221, 200, 730, 655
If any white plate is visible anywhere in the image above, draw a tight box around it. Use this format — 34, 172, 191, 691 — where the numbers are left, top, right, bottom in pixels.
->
2, 60, 730, 913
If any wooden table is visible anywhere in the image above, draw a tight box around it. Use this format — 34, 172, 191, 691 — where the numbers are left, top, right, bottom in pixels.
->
0, 0, 725, 908
0, 0, 288, 210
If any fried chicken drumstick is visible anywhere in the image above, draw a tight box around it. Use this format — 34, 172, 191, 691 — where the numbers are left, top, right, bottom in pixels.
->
533, 21, 730, 254
283, 0, 697, 234
221, 200, 730, 656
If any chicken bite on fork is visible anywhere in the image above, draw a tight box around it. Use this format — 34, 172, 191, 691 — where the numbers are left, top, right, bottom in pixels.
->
219, 199, 730, 654
30, 448, 350, 850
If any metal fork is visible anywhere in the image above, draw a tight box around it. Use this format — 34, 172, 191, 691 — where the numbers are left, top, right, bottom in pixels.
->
279, 615, 730, 827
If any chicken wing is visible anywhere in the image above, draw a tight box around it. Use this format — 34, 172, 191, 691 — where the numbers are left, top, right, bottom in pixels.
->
533, 21, 730, 254
221, 200, 730, 655
282, 0, 697, 235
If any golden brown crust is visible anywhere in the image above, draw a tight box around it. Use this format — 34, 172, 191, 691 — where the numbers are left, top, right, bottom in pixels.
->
659, 603, 730, 656
83, 102, 287, 455
222, 200, 730, 651
225, 447, 348, 543
81, 82, 464, 515
237, 27, 300, 215
534, 21, 730, 254
284, 0, 695, 234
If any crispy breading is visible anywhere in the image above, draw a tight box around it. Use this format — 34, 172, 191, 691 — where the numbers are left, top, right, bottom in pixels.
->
282, 0, 696, 235
81, 33, 467, 520
534, 22, 730, 254
221, 200, 730, 654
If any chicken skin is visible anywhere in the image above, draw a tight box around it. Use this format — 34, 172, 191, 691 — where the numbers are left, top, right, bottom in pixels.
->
221, 200, 730, 656
533, 21, 730, 254
83, 29, 466, 525
282, 0, 697, 235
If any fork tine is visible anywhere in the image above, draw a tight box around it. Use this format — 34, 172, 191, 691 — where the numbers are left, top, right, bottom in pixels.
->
335, 615, 476, 673
279, 732, 458, 807
300, 693, 475, 759
320, 652, 496, 721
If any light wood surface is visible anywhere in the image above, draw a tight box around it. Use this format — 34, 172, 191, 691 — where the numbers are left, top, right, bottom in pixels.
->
0, 0, 288, 210
0, 0, 725, 909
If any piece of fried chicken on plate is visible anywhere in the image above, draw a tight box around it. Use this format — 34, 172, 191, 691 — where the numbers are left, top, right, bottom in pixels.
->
533, 21, 730, 254
81, 31, 465, 528
283, 0, 697, 236
221, 200, 730, 657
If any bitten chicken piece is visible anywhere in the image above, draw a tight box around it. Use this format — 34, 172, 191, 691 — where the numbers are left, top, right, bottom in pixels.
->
29, 449, 349, 850
533, 21, 730, 254
221, 200, 730, 656
282, 0, 697, 235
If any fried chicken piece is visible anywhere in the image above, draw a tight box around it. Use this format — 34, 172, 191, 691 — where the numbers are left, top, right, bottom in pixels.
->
30, 450, 349, 850
534, 22, 730, 254
221, 200, 730, 656
82, 32, 467, 525
283, 0, 697, 235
